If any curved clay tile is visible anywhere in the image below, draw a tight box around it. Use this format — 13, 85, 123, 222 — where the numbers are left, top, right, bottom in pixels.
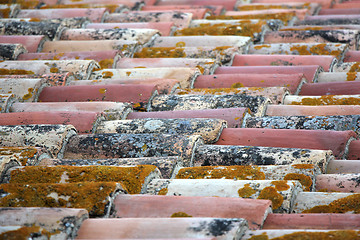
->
344, 50, 360, 62
140, 8, 211, 19
0, 43, 27, 60
0, 124, 77, 158
114, 195, 272, 229
232, 54, 336, 72
127, 108, 248, 128
0, 35, 47, 53
156, 0, 237, 11
266, 105, 360, 116
215, 128, 357, 159
149, 94, 270, 116
0, 72, 73, 86
243, 229, 360, 239
333, 61, 360, 73
0, 208, 88, 240
76, 218, 247, 239
142, 4, 225, 16
252, 0, 333, 8
317, 72, 360, 83
0, 182, 126, 217
327, 160, 360, 174
96, 118, 227, 143
300, 82, 360, 96
348, 140, 360, 160
194, 73, 306, 94
0, 4, 20, 18
237, 3, 320, 15
283, 94, 360, 106
0, 78, 47, 102
194, 145, 333, 173
0, 94, 14, 113
62, 133, 203, 167
86, 22, 175, 36
298, 14, 360, 26
214, 65, 321, 83
315, 173, 360, 193
320, 8, 360, 15
146, 178, 302, 213
40, 156, 181, 179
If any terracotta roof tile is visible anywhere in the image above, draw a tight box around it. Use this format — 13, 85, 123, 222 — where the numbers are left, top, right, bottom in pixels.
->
0, 35, 47, 53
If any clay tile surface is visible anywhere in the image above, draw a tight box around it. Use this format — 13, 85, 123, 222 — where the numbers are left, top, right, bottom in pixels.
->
0, 43, 27, 60
0, 35, 46, 53
114, 195, 272, 229
266, 105, 360, 116
327, 160, 360, 174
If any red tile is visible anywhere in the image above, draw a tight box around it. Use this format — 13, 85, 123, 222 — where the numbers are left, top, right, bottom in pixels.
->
315, 174, 360, 192
332, 2, 360, 9
327, 160, 360, 174
194, 73, 306, 94
142, 4, 224, 15
85, 22, 175, 36
214, 66, 321, 83
225, 9, 308, 21
114, 195, 272, 229
0, 35, 46, 53
299, 82, 360, 96
215, 128, 357, 159
344, 51, 360, 62
320, 8, 360, 15
348, 140, 360, 160
253, 0, 333, 8
127, 108, 248, 128
140, 8, 211, 19
17, 8, 108, 23
232, 54, 336, 72
266, 105, 360, 116
155, 0, 237, 11
0, 111, 102, 134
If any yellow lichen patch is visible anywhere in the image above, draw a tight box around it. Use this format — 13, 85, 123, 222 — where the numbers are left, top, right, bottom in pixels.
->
253, 45, 271, 50
238, 3, 310, 11
0, 68, 34, 75
0, 226, 51, 239
196, 65, 205, 74
134, 47, 187, 58
29, 17, 41, 22
98, 59, 114, 69
291, 95, 360, 106
292, 164, 314, 169
0, 8, 10, 18
0, 147, 38, 166
303, 194, 360, 213
50, 67, 59, 73
206, 12, 295, 24
175, 166, 265, 180
171, 212, 192, 217
0, 182, 122, 216
176, 41, 186, 47
9, 165, 157, 194
290, 45, 310, 55
238, 184, 257, 198
99, 88, 106, 94
347, 72, 357, 81
271, 180, 290, 191
158, 188, 168, 195
284, 173, 312, 191
126, 71, 131, 76
258, 186, 283, 210
231, 82, 244, 88
349, 62, 360, 73
248, 230, 360, 240
102, 71, 113, 79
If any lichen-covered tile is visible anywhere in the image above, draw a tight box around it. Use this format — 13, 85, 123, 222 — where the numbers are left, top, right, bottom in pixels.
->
297, 15, 360, 26
86, 22, 175, 36
0, 94, 14, 113
263, 213, 360, 230
38, 84, 158, 111
62, 133, 203, 167
17, 8, 108, 23
0, 111, 107, 134
0, 182, 126, 217
115, 58, 218, 75
214, 65, 321, 83
60, 28, 160, 45
89, 67, 200, 88
315, 174, 360, 193
194, 73, 306, 94
266, 105, 360, 116
114, 195, 272, 230
249, 43, 347, 60
0, 226, 50, 240
175, 164, 321, 191
59, 0, 146, 10
134, 46, 240, 65
39, 156, 182, 179
104, 11, 192, 28
263, 30, 359, 50
0, 21, 64, 40
0, 207, 88, 239
156, 0, 237, 11
10, 102, 132, 120
0, 43, 27, 60
327, 160, 360, 174
284, 94, 360, 106
18, 50, 122, 70
146, 179, 302, 213
0, 147, 51, 183
41, 40, 138, 57
300, 82, 360, 96
142, 8, 211, 19
9, 165, 161, 194
237, 2, 320, 15
174, 87, 290, 105
253, 0, 333, 8
127, 107, 249, 128
243, 229, 360, 240
333, 61, 360, 73
232, 54, 336, 72
0, 124, 77, 158
194, 145, 333, 173
0, 78, 47, 102
0, 4, 20, 18
317, 72, 360, 83
96, 118, 226, 144
0, 72, 75, 86
244, 115, 360, 134
215, 128, 356, 159
0, 60, 99, 80
76, 218, 248, 240
69, 78, 179, 95
149, 94, 270, 117
0, 34, 46, 53
292, 192, 360, 214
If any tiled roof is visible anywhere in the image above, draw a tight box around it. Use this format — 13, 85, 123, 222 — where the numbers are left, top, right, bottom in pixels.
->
0, 0, 360, 239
